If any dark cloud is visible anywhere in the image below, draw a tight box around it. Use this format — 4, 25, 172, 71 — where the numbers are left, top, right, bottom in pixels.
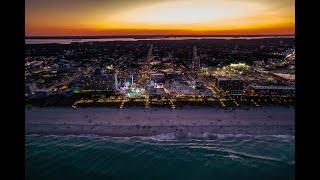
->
26, 0, 173, 12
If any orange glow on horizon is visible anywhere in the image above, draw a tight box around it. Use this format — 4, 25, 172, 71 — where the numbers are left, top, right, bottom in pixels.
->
26, 26, 294, 36
26, 0, 295, 36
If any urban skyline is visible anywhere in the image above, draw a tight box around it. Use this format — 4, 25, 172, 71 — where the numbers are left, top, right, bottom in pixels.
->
25, 38, 295, 108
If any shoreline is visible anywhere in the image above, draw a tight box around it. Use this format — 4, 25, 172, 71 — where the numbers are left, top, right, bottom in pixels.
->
26, 106, 295, 137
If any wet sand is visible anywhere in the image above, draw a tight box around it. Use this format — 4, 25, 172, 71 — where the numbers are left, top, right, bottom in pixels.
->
25, 107, 295, 137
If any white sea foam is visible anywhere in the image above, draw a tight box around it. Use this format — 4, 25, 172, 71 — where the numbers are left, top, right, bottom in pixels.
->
149, 132, 177, 141
26, 132, 295, 142
225, 154, 242, 160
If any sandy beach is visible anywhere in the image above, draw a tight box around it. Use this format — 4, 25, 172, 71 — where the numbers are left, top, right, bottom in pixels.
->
25, 106, 295, 137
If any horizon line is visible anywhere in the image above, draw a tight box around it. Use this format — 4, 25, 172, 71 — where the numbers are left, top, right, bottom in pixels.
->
26, 34, 295, 39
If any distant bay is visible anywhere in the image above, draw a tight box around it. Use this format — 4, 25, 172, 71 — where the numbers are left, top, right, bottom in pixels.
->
25, 36, 294, 44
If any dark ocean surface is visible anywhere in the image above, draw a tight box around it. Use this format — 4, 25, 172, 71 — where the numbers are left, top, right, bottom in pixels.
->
26, 133, 294, 180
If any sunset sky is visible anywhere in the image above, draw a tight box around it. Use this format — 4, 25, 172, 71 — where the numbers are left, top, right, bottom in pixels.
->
25, 0, 295, 36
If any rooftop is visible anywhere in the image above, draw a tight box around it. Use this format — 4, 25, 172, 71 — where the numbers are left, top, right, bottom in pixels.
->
249, 85, 295, 90
216, 76, 243, 81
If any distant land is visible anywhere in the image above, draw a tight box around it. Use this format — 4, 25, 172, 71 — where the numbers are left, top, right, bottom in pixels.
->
25, 34, 294, 39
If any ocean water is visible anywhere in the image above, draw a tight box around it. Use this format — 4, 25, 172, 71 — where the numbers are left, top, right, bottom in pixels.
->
26, 134, 294, 180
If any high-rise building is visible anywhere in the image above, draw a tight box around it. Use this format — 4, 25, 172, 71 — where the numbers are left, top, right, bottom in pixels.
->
192, 46, 200, 70
146, 44, 153, 65
114, 71, 119, 90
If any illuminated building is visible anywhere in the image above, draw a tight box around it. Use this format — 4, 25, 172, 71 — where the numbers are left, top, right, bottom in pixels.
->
150, 73, 165, 83
114, 71, 119, 90
35, 88, 51, 97
192, 47, 200, 70
149, 87, 165, 96
246, 85, 295, 96
215, 77, 244, 95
